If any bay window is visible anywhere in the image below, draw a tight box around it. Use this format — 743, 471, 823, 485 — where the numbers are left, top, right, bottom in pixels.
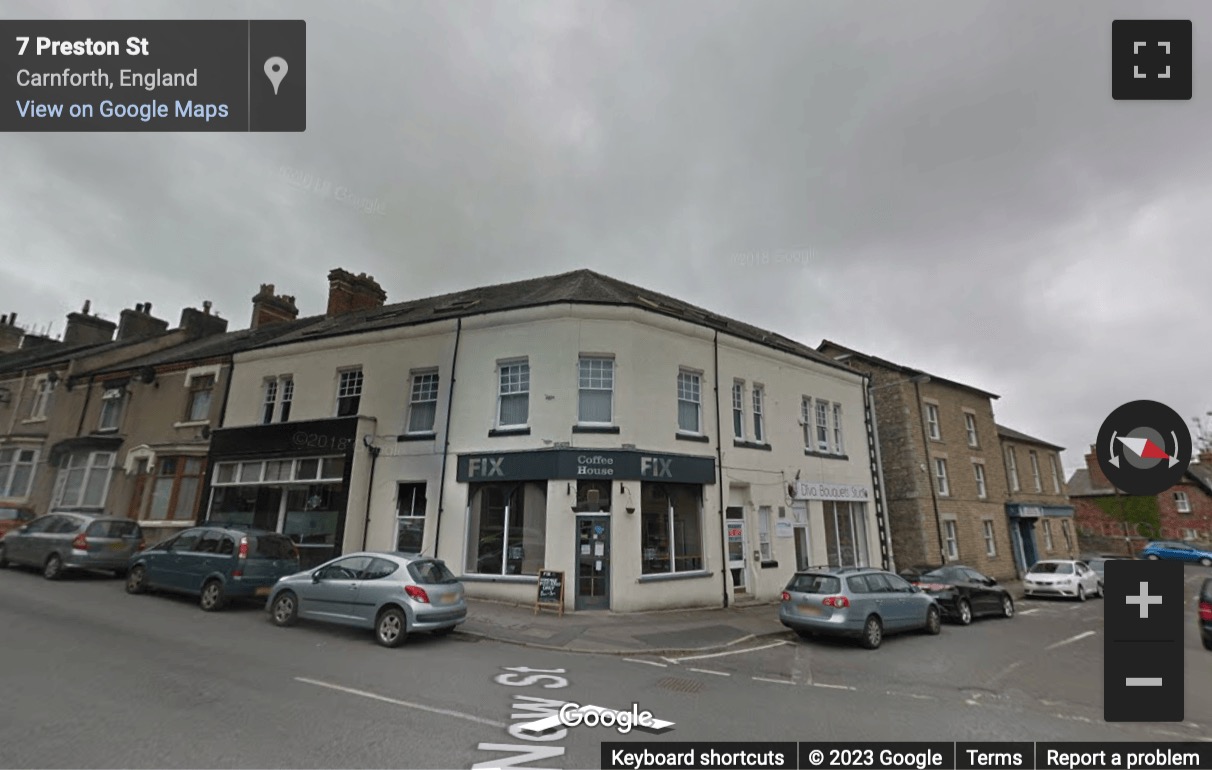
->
54, 451, 114, 509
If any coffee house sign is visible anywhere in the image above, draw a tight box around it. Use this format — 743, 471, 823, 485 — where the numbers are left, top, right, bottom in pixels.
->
457, 448, 716, 484
791, 480, 870, 501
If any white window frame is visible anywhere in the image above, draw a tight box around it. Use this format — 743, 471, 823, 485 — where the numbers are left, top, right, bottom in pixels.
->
406, 369, 440, 434
336, 367, 364, 417
261, 378, 279, 425
973, 462, 987, 499
1029, 450, 1042, 492
934, 458, 950, 496
925, 403, 941, 440
396, 482, 428, 552
53, 450, 115, 509
1061, 519, 1073, 551
496, 359, 530, 429
576, 356, 614, 426
1050, 454, 1062, 494
732, 381, 746, 440
29, 376, 53, 420
279, 376, 294, 422
676, 369, 702, 434
752, 384, 766, 444
801, 397, 812, 450
982, 519, 996, 556
97, 386, 125, 432
1174, 491, 1191, 513
758, 505, 772, 560
0, 447, 39, 498
832, 402, 844, 454
1042, 519, 1054, 551
964, 412, 979, 447
1182, 528, 1198, 541
1005, 447, 1020, 492
943, 519, 959, 560
814, 399, 830, 453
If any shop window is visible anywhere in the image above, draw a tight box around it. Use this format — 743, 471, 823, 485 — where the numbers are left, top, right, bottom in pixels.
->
824, 501, 869, 567
397, 482, 427, 552
466, 482, 547, 575
575, 480, 611, 512
207, 485, 284, 532
146, 456, 206, 521
641, 483, 703, 574
284, 485, 343, 563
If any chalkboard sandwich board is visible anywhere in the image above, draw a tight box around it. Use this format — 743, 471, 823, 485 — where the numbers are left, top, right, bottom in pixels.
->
534, 570, 564, 616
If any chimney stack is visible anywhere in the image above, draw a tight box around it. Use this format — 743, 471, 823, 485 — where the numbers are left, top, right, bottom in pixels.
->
62, 300, 116, 347
179, 301, 229, 339
117, 302, 169, 341
326, 268, 386, 317
250, 284, 300, 329
0, 312, 21, 353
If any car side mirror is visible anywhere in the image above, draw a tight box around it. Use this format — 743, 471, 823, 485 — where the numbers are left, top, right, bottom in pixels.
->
910, 585, 921, 593
311, 572, 322, 583
16, 525, 28, 534
986, 577, 997, 585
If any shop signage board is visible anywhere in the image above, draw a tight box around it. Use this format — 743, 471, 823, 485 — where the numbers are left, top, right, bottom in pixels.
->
458, 448, 716, 484
791, 480, 871, 501
534, 570, 565, 617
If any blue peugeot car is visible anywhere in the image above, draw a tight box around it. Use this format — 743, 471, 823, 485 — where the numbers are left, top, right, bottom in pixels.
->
125, 525, 300, 611
1137, 540, 1212, 567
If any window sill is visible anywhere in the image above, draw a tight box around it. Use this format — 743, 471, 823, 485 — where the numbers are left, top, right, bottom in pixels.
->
397, 432, 436, 442
572, 425, 620, 434
637, 569, 712, 584
760, 560, 779, 569
95, 427, 119, 434
459, 574, 538, 584
803, 450, 849, 461
21, 417, 47, 424
733, 440, 772, 451
488, 427, 531, 437
173, 420, 210, 429
676, 432, 710, 443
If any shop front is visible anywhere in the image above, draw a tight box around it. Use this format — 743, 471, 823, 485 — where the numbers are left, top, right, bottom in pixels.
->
455, 448, 717, 612
790, 480, 876, 569
204, 418, 359, 569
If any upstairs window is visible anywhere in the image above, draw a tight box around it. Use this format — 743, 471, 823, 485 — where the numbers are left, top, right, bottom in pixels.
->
497, 360, 530, 427
336, 368, 363, 417
577, 357, 613, 424
98, 386, 125, 431
186, 375, 215, 422
407, 371, 440, 433
752, 385, 765, 444
677, 370, 701, 433
732, 382, 746, 440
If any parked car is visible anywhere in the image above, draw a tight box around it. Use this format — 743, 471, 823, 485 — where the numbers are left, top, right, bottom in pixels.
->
902, 564, 1014, 624
0, 506, 35, 540
126, 525, 300, 611
779, 566, 942, 649
1138, 540, 1212, 566
1199, 578, 1211, 651
0, 513, 144, 579
1023, 559, 1102, 601
266, 552, 467, 647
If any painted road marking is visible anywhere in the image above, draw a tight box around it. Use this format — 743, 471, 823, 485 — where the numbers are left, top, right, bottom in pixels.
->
623, 658, 667, 668
1045, 630, 1096, 650
295, 677, 506, 728
812, 683, 856, 691
753, 676, 795, 685
1018, 608, 1040, 615
688, 668, 730, 676
887, 691, 935, 700
663, 640, 790, 663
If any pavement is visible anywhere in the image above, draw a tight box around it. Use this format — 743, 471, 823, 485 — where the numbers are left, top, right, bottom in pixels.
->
459, 580, 1027, 654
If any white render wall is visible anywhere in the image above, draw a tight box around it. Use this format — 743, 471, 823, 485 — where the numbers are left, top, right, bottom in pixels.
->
227, 303, 879, 611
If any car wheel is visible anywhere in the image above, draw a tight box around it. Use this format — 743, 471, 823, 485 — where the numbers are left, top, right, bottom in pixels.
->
0, 543, 8, 569
1147, 554, 1159, 561
1204, 637, 1212, 651
43, 553, 63, 580
270, 591, 299, 627
924, 605, 942, 635
125, 565, 147, 594
1095, 581, 1104, 598
1001, 595, 1015, 618
859, 615, 883, 649
199, 579, 227, 612
376, 607, 408, 648
1200, 557, 1211, 567
1077, 585, 1086, 602
795, 629, 814, 640
956, 599, 972, 626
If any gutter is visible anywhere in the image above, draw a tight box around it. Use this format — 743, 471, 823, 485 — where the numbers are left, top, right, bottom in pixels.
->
432, 317, 462, 559
713, 330, 728, 608
360, 443, 381, 550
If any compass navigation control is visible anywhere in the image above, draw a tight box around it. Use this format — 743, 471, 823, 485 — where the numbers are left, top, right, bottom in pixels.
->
1096, 400, 1191, 496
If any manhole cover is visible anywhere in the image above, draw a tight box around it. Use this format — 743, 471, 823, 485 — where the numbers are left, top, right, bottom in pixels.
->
657, 677, 705, 694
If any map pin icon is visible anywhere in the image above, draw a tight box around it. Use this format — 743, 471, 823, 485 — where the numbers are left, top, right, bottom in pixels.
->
264, 57, 288, 95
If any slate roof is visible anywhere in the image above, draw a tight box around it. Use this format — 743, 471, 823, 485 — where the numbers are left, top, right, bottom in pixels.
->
0, 334, 172, 378
816, 340, 1000, 399
996, 424, 1064, 451
240, 269, 850, 372
1065, 468, 1114, 497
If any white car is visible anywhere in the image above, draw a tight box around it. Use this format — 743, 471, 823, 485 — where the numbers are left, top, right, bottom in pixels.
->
1023, 559, 1102, 601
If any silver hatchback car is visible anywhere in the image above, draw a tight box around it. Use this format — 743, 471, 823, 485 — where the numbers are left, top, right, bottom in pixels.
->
266, 551, 467, 647
0, 513, 144, 579
779, 566, 942, 649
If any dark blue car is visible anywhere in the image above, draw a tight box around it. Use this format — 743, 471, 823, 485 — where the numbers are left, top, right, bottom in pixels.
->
125, 525, 300, 611
1137, 540, 1212, 566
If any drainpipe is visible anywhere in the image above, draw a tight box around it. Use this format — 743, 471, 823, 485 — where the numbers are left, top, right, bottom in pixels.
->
864, 375, 895, 571
6, 371, 27, 433
216, 360, 236, 429
360, 443, 381, 550
432, 317, 462, 559
713, 330, 728, 608
914, 379, 947, 563
74, 374, 95, 437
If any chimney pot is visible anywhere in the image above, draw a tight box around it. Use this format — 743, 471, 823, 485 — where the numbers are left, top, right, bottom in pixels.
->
144, 302, 152, 314
8, 312, 14, 326
203, 300, 212, 314
82, 300, 91, 314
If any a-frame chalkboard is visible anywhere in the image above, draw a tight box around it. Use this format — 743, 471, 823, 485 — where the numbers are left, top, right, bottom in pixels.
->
534, 570, 565, 617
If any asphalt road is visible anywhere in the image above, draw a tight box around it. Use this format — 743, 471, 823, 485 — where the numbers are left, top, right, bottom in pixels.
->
0, 564, 1209, 769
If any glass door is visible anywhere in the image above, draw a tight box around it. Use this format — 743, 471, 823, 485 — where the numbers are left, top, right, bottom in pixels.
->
726, 507, 747, 593
575, 515, 610, 610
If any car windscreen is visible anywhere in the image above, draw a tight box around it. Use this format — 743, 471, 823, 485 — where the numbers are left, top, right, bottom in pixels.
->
1030, 562, 1072, 574
919, 568, 956, 581
86, 520, 142, 538
408, 559, 459, 585
786, 574, 841, 594
249, 535, 296, 560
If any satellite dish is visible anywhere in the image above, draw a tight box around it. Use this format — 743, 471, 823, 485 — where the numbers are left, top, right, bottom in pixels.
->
139, 366, 156, 384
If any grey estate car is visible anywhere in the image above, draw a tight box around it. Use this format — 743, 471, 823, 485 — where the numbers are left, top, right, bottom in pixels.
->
779, 566, 942, 649
0, 513, 144, 579
267, 551, 467, 647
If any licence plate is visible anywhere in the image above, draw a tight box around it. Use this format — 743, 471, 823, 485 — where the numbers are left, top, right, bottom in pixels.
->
438, 592, 459, 605
797, 603, 823, 616
109, 542, 126, 551
255, 586, 271, 597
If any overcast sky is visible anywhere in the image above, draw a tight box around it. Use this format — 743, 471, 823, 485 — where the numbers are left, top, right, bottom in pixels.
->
3, 0, 1210, 475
